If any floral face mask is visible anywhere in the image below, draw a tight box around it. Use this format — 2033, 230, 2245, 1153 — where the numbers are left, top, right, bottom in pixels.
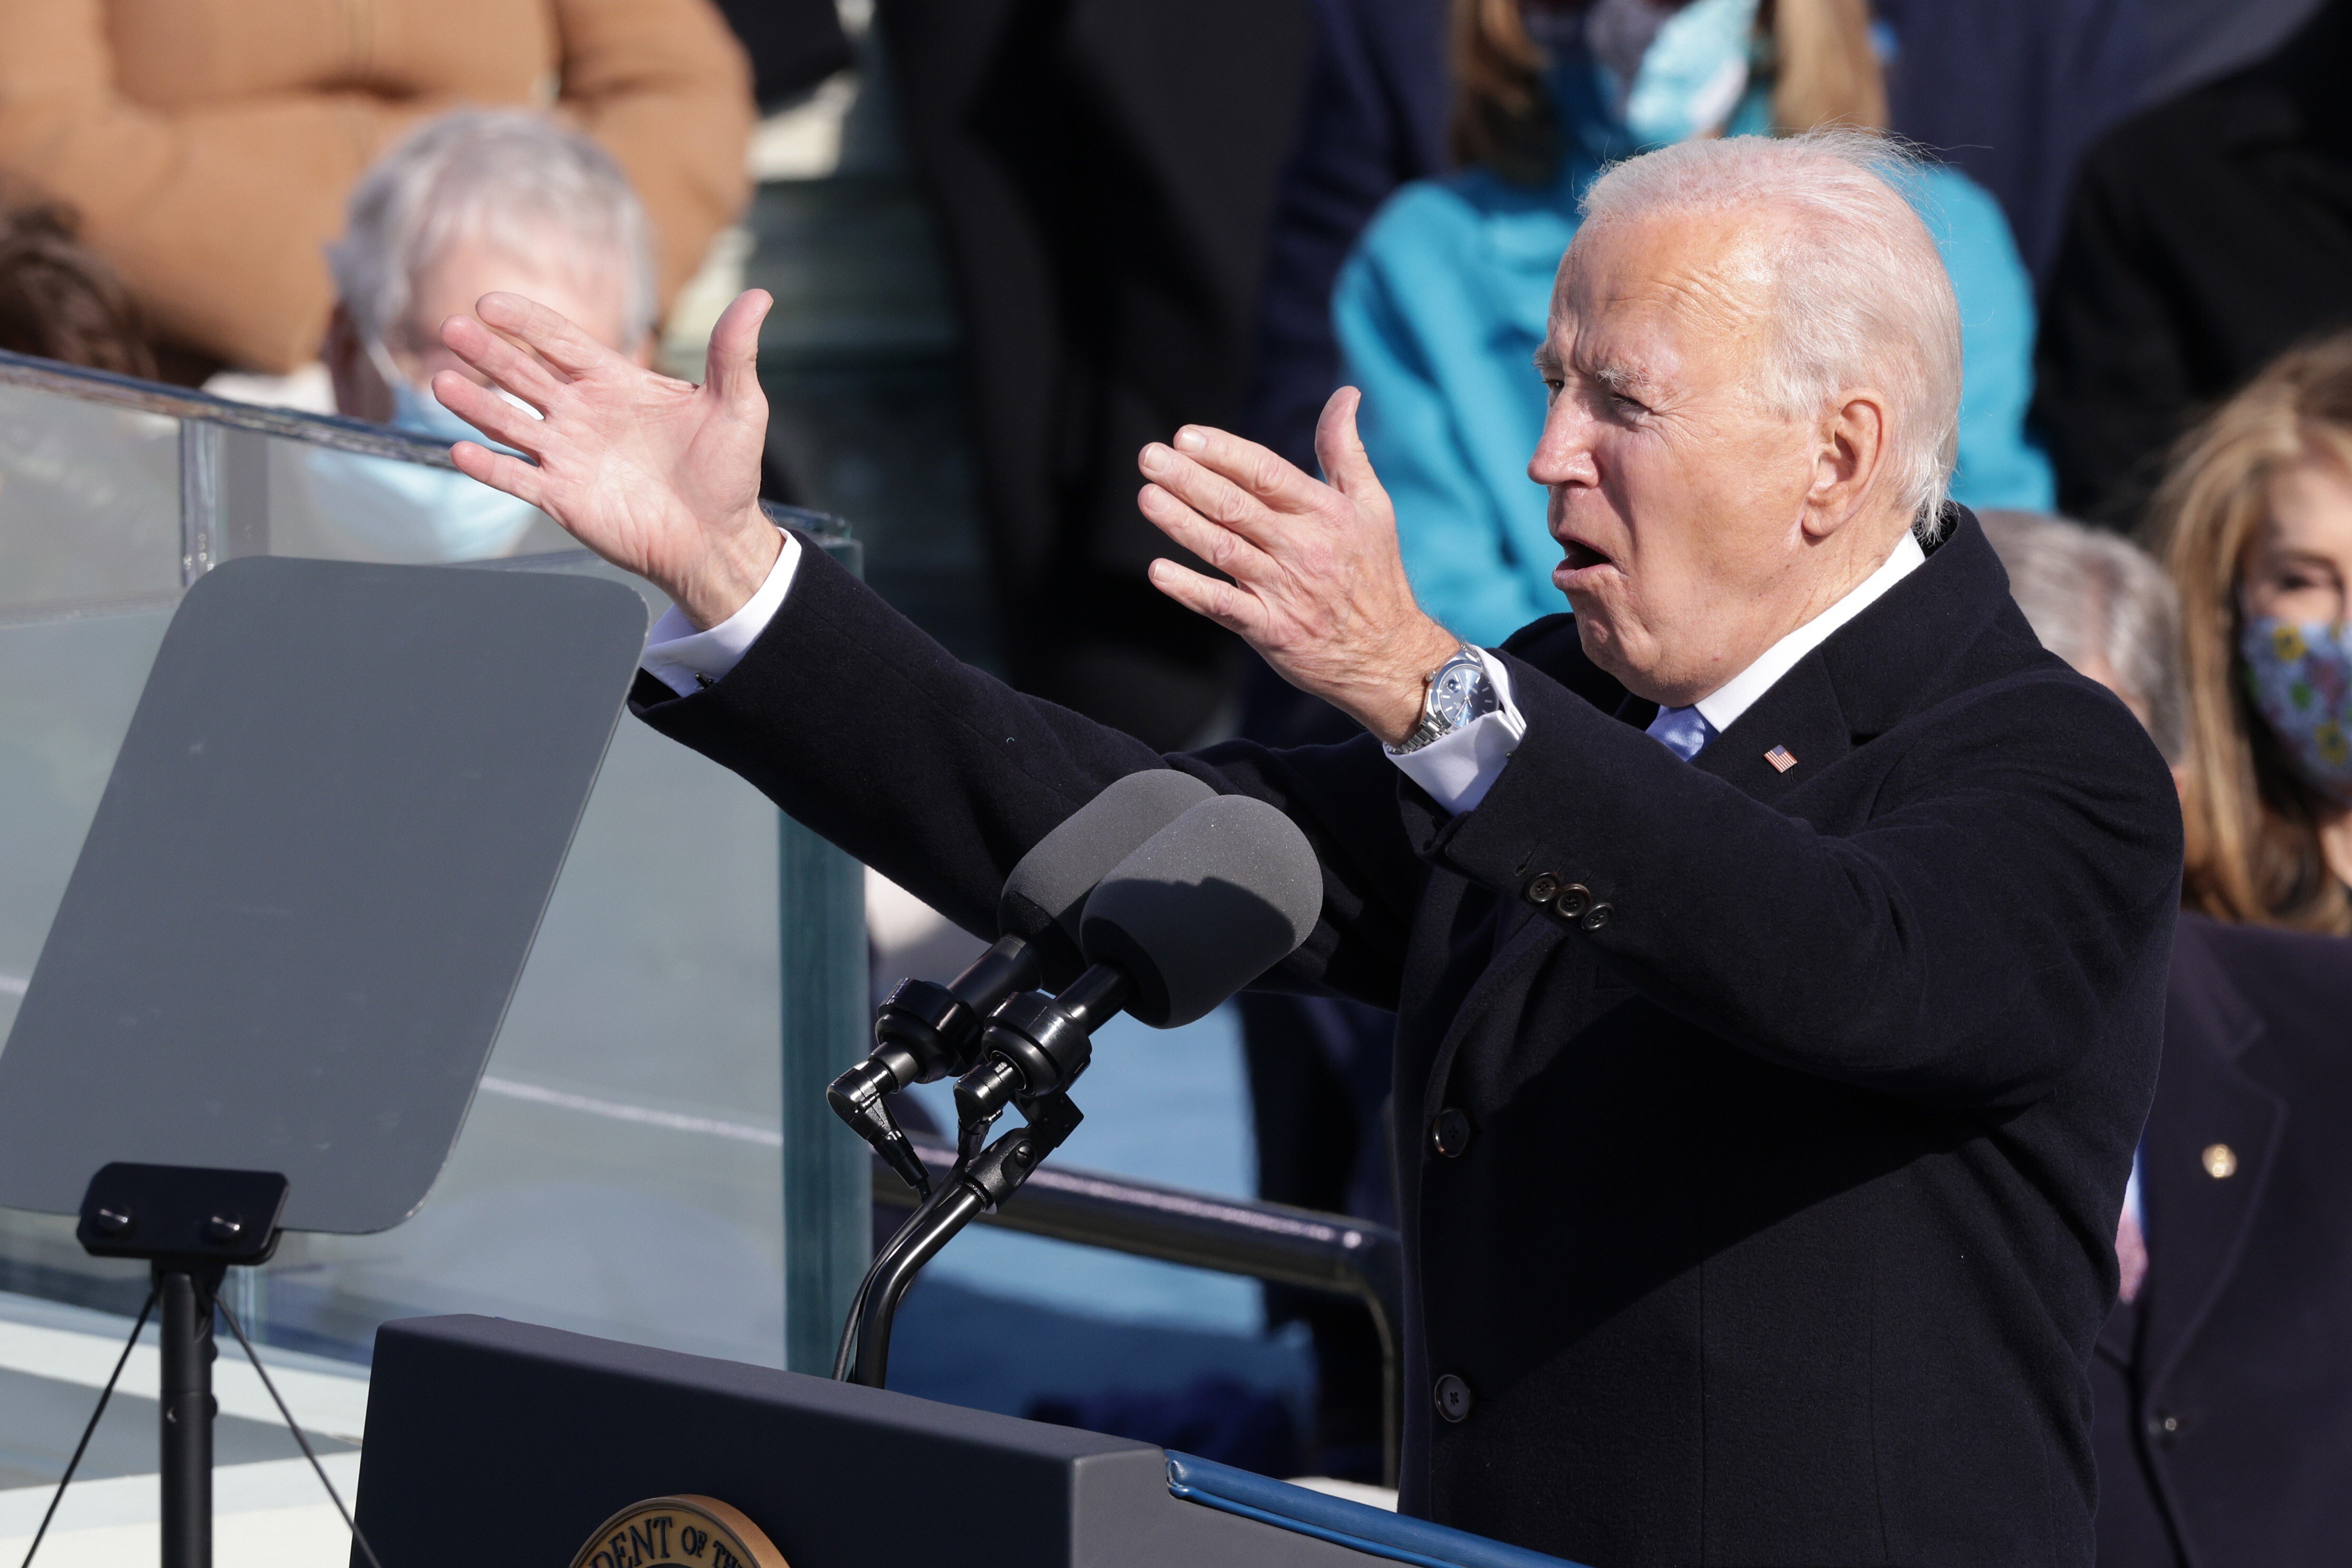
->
2240, 616, 2352, 802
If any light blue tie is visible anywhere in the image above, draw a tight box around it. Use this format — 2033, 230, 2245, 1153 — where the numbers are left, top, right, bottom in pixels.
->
1646, 704, 1716, 762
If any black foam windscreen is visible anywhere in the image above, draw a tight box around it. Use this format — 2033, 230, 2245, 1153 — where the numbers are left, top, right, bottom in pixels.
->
1077, 796, 1323, 1028
997, 770, 1218, 986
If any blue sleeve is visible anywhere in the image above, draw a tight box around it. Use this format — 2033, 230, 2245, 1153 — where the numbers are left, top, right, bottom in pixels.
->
1333, 190, 1560, 648
1914, 166, 2056, 514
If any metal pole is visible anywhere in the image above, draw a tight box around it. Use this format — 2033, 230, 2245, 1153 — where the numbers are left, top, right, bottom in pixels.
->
779, 815, 871, 1374
156, 1266, 216, 1568
778, 528, 871, 1375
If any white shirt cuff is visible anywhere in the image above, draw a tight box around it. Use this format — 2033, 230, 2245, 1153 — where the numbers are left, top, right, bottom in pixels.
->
640, 530, 803, 698
1385, 649, 1527, 814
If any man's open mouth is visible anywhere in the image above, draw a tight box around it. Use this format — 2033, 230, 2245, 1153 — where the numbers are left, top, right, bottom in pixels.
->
1558, 539, 1613, 572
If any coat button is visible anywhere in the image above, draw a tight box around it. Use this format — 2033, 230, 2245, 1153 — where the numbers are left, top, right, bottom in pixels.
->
2147, 1411, 2181, 1443
1551, 882, 1592, 919
1429, 1108, 1472, 1158
2201, 1143, 2237, 1178
1433, 1374, 1473, 1423
1525, 872, 1563, 905
1579, 902, 1613, 932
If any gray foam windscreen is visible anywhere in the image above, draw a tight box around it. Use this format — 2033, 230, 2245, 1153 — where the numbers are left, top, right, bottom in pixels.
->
1078, 795, 1323, 1028
996, 769, 1217, 985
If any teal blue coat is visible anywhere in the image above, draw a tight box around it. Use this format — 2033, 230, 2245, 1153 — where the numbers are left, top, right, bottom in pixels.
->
1335, 154, 2055, 646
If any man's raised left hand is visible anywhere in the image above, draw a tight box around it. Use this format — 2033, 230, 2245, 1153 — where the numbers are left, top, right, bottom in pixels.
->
1138, 388, 1458, 745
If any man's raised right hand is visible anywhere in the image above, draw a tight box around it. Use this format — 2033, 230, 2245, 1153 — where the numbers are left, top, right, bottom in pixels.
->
433, 289, 781, 629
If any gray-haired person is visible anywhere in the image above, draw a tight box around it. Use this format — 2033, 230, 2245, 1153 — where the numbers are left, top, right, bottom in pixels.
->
1979, 508, 2186, 760
311, 108, 658, 562
419, 130, 2182, 1564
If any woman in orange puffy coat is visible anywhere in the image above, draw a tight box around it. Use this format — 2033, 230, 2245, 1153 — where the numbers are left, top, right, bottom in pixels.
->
0, 0, 754, 377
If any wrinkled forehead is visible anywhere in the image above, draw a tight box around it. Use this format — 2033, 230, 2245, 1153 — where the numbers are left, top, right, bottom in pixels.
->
1544, 209, 1783, 372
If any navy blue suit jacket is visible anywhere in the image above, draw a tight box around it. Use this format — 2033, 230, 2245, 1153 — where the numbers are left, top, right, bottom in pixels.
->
2093, 914, 2352, 1566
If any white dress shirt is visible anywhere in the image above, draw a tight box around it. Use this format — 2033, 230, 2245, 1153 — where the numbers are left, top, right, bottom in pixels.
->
641, 529, 804, 697
640, 526, 1926, 815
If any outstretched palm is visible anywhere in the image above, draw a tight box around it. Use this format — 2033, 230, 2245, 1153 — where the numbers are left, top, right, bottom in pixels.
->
434, 290, 780, 627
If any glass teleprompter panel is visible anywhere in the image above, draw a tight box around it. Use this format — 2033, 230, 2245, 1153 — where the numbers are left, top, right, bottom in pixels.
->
0, 384, 179, 611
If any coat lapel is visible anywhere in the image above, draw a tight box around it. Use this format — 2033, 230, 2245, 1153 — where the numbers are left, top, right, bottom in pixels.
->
2097, 1295, 2140, 1369
1694, 656, 1855, 802
2137, 937, 2285, 1395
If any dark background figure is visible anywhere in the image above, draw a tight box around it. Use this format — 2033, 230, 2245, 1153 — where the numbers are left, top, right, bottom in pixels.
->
1239, 0, 1452, 478
1873, 0, 2329, 296
2035, 0, 2352, 524
874, 0, 1317, 751
1873, 0, 2149, 289
2132, 0, 2329, 104
1229, 0, 1449, 1482
0, 197, 154, 379
2093, 915, 2352, 1566
707, 0, 855, 111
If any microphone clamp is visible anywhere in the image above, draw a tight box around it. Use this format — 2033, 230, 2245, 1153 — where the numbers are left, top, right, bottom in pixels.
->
953, 963, 1131, 1128
830, 935, 1041, 1198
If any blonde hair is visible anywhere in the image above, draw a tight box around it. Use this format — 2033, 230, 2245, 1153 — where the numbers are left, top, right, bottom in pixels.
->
2150, 333, 2352, 934
1449, 0, 1887, 184
1574, 129, 1961, 532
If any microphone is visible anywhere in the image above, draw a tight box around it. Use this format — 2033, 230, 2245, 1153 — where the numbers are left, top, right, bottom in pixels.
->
828, 769, 1215, 1194
952, 794, 1324, 1127
843, 794, 1324, 1386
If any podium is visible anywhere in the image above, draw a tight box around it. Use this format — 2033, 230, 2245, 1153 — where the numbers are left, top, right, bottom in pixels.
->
356, 1315, 1588, 1568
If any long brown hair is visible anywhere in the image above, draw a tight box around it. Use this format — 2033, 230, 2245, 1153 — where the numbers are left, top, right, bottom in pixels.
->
2150, 333, 2352, 934
1449, 0, 1887, 185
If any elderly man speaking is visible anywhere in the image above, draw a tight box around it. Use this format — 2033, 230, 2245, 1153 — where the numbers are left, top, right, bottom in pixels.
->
430, 132, 2179, 1566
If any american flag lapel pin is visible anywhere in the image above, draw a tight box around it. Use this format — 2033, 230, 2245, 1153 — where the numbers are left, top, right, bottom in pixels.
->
1765, 745, 1798, 773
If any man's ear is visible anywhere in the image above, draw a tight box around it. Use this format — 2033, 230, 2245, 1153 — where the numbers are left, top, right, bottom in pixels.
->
1800, 389, 1892, 541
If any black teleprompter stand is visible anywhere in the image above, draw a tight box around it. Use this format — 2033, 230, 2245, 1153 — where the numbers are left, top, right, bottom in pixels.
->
75, 1163, 290, 1568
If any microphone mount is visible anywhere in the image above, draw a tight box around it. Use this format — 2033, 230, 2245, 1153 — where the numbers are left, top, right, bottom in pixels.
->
828, 934, 1039, 1199
952, 964, 1131, 1131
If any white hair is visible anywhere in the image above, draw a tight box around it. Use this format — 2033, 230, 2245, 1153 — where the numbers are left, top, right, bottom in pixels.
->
1977, 510, 2186, 762
1574, 129, 1964, 540
327, 109, 657, 349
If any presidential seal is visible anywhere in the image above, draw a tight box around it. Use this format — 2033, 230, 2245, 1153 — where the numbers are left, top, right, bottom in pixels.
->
568, 1496, 789, 1568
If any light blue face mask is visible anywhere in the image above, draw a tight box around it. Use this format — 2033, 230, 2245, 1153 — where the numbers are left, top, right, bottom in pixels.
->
298, 344, 541, 563
1617, 0, 1762, 148
1561, 0, 1766, 156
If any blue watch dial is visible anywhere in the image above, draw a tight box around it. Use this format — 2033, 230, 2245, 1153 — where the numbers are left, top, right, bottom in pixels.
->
1430, 656, 1494, 730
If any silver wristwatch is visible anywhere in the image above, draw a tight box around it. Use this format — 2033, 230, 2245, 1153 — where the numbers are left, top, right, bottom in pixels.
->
1391, 645, 1497, 755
